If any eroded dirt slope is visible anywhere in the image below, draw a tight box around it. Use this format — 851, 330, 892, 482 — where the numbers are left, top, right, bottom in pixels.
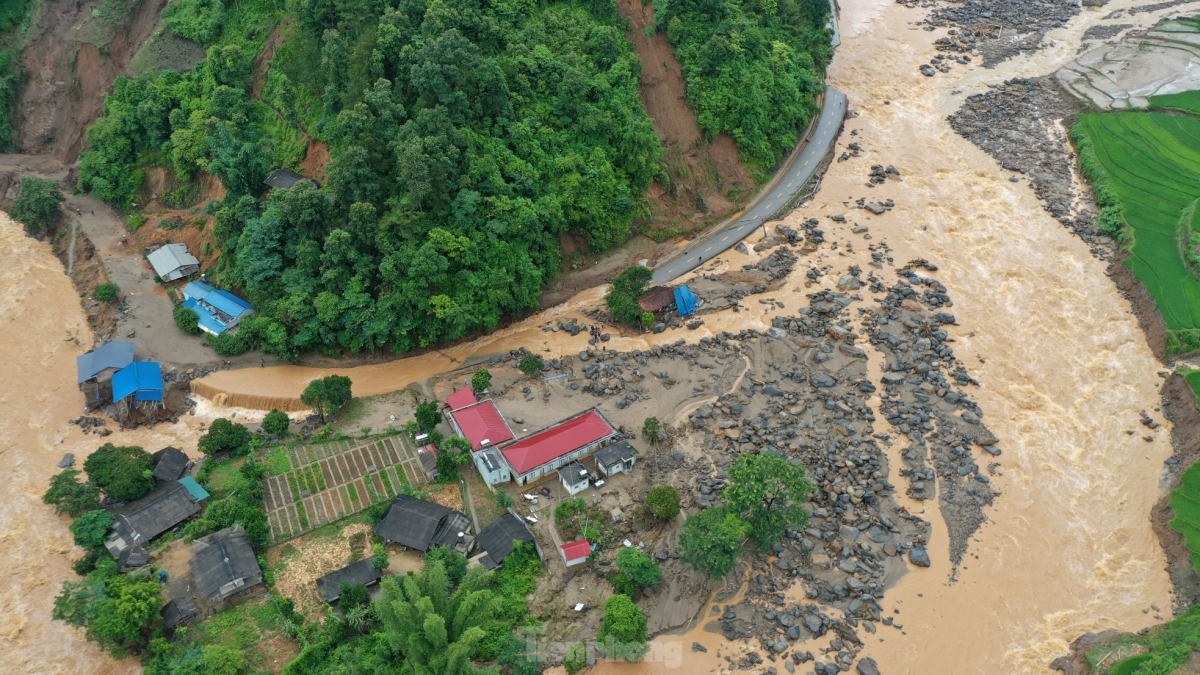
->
17, 0, 165, 162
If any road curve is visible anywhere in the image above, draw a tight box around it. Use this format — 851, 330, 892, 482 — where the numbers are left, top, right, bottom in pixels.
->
650, 87, 848, 285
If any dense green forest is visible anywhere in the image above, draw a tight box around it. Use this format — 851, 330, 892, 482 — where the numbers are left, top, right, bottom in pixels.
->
76, 0, 831, 358
656, 0, 831, 169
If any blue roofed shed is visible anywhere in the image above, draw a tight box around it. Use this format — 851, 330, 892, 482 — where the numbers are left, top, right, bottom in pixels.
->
178, 477, 210, 502
181, 281, 254, 335
113, 362, 164, 402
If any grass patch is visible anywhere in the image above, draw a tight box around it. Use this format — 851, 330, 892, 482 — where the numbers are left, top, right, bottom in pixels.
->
188, 598, 294, 670
263, 447, 290, 475
1109, 654, 1153, 675
1171, 462, 1200, 575
1150, 89, 1200, 116
1073, 113, 1200, 353
204, 457, 244, 500
1084, 605, 1200, 674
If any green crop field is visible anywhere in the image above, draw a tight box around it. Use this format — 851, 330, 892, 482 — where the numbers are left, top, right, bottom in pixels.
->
1171, 463, 1200, 575
1150, 90, 1200, 116
1073, 112, 1200, 350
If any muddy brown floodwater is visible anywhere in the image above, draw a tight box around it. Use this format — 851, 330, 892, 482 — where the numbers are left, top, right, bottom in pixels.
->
0, 212, 203, 674
0, 0, 1177, 673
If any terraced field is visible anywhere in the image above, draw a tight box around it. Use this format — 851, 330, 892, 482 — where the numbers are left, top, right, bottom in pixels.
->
1171, 462, 1200, 575
261, 435, 427, 543
1074, 112, 1200, 349
1149, 90, 1200, 116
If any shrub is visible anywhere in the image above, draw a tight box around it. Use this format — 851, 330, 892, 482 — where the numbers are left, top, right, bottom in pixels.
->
495, 489, 514, 509
174, 305, 200, 334
93, 284, 120, 302
518, 354, 544, 376
83, 444, 155, 502
555, 497, 587, 521
611, 547, 662, 597
261, 409, 290, 437
372, 542, 388, 571
162, 0, 225, 44
471, 368, 492, 392
206, 331, 249, 355
596, 594, 649, 662
645, 485, 680, 520
414, 399, 440, 432
564, 642, 588, 674
198, 418, 252, 456
338, 582, 370, 612
642, 417, 661, 443
425, 545, 468, 585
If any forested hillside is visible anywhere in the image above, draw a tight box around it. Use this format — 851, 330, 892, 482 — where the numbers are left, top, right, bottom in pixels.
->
74, 0, 831, 358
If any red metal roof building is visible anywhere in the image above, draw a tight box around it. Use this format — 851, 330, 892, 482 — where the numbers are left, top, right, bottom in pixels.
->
445, 387, 477, 411
561, 539, 592, 567
448, 400, 515, 451
502, 409, 618, 484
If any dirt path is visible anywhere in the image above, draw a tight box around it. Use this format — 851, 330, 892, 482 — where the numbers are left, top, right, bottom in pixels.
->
67, 194, 224, 368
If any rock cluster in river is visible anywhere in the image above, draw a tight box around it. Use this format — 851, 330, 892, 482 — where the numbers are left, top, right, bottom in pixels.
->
910, 0, 1082, 66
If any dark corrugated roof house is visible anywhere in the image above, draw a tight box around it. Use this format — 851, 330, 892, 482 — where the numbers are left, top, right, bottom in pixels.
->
315, 558, 384, 604
152, 446, 189, 482
189, 525, 263, 603
263, 169, 310, 190
105, 482, 205, 567
475, 513, 535, 570
374, 495, 472, 552
162, 595, 198, 629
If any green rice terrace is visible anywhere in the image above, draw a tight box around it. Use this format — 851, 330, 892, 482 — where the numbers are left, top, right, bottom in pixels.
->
1072, 112, 1200, 352
261, 435, 423, 542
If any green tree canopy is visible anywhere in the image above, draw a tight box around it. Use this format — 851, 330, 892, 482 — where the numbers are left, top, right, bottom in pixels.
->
414, 399, 440, 433
198, 417, 252, 456
424, 545, 468, 585
261, 408, 290, 437
43, 469, 102, 517
679, 506, 750, 579
83, 444, 154, 502
301, 375, 353, 422
70, 510, 114, 551
596, 594, 649, 663
645, 485, 680, 520
174, 305, 200, 334
722, 451, 815, 546
93, 284, 120, 302
518, 355, 543, 377
470, 368, 492, 393
642, 417, 661, 444
374, 561, 500, 675
11, 176, 63, 236
53, 558, 162, 657
612, 547, 662, 598
611, 265, 652, 297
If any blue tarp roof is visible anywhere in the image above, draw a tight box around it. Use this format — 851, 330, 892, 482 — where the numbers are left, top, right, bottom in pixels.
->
178, 476, 210, 502
112, 362, 164, 402
77, 341, 135, 383
182, 298, 228, 335
675, 285, 698, 317
206, 290, 253, 318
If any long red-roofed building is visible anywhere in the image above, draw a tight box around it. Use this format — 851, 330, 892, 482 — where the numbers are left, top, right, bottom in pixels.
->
502, 408, 618, 485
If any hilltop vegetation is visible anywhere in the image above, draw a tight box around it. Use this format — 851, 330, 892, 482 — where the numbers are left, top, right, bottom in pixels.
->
75, 0, 831, 358
655, 0, 831, 170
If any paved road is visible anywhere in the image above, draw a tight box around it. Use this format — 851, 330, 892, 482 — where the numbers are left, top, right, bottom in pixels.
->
651, 87, 848, 285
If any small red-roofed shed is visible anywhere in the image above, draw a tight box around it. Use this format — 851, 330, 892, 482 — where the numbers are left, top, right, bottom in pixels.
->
561, 539, 592, 567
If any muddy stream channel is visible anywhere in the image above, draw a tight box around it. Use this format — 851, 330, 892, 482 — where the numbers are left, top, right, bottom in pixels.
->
0, 0, 1190, 672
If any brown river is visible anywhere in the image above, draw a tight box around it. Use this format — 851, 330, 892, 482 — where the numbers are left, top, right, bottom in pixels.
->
0, 0, 1186, 672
